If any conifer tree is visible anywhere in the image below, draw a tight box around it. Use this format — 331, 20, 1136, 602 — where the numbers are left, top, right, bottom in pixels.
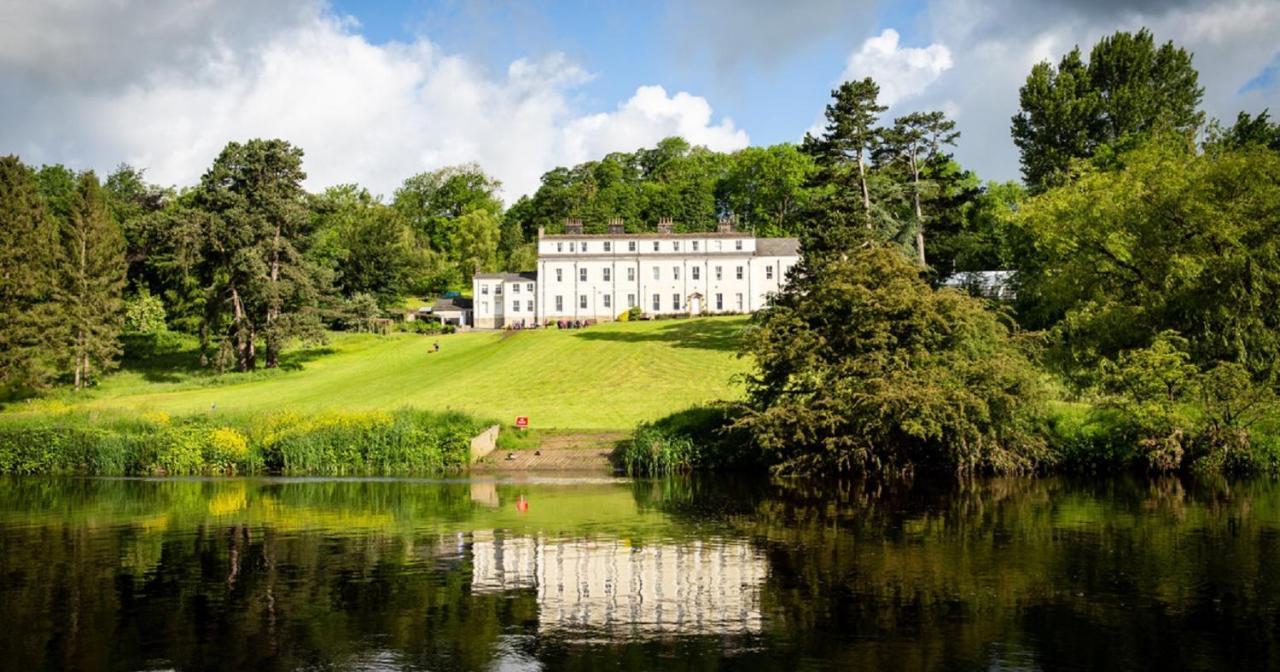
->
56, 171, 127, 389
802, 78, 887, 228
0, 156, 60, 394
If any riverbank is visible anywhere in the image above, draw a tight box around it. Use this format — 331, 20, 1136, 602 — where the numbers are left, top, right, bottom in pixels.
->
0, 408, 491, 476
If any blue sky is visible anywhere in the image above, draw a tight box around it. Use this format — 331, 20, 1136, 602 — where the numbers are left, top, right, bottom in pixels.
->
330, 0, 927, 147
2, 0, 1277, 200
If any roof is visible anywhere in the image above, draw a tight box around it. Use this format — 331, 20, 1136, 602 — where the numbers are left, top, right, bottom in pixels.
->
431, 297, 473, 313
473, 271, 537, 282
753, 237, 801, 257
541, 232, 752, 240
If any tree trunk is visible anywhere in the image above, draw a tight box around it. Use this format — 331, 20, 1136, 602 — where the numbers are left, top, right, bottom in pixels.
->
265, 223, 282, 369
913, 162, 926, 267
857, 151, 872, 229
230, 284, 253, 371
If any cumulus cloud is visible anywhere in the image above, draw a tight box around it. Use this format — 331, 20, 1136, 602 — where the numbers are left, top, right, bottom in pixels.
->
840, 29, 954, 107
885, 0, 1280, 182
0, 1, 747, 200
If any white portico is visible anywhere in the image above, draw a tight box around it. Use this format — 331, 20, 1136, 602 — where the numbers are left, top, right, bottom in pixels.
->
472, 218, 800, 328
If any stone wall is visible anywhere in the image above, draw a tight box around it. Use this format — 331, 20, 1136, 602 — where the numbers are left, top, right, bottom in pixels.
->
469, 425, 501, 463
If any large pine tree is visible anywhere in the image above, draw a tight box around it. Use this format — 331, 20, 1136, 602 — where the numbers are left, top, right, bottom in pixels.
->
56, 171, 127, 389
0, 156, 61, 395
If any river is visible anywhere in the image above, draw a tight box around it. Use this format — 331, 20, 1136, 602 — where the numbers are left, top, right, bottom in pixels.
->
0, 475, 1276, 670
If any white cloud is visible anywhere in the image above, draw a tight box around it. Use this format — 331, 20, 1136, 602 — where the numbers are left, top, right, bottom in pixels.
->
840, 29, 954, 107
0, 2, 747, 201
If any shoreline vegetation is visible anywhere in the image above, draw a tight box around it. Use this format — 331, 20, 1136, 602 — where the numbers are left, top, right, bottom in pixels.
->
0, 408, 489, 476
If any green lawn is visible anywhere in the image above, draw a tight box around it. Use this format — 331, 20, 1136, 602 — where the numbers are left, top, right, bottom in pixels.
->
9, 317, 752, 430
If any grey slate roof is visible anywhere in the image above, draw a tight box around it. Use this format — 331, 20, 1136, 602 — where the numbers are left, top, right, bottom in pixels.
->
473, 271, 538, 282
753, 237, 800, 257
430, 297, 473, 313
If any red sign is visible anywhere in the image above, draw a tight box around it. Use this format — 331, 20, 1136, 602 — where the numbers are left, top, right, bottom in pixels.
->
515, 416, 529, 428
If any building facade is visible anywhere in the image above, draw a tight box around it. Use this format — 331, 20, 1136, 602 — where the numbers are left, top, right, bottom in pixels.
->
473, 219, 799, 328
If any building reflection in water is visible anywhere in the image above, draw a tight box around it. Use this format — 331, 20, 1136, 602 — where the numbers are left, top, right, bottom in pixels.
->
470, 531, 766, 636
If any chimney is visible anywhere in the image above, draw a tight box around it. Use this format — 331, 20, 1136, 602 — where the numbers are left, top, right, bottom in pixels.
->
717, 217, 735, 233
607, 218, 625, 235
563, 217, 583, 235
656, 217, 674, 234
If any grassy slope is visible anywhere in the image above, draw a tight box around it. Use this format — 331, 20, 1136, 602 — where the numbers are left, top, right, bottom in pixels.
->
9, 317, 751, 430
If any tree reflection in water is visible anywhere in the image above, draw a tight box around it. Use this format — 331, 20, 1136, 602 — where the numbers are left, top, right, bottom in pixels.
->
0, 475, 1277, 670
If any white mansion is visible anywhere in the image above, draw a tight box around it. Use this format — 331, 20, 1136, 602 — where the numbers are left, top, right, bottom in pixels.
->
472, 218, 800, 328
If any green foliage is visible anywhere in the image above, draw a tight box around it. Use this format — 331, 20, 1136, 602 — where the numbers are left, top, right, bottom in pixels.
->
0, 156, 61, 396
0, 409, 488, 476
124, 288, 168, 334
1014, 135, 1280, 376
394, 164, 503, 286
1011, 28, 1204, 191
622, 404, 754, 476
739, 242, 1049, 476
308, 185, 419, 306
195, 139, 322, 370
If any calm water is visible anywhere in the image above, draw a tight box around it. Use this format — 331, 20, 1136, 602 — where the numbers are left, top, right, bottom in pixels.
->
1, 475, 1278, 671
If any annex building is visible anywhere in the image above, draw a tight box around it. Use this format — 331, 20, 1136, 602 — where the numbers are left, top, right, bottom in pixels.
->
472, 218, 800, 328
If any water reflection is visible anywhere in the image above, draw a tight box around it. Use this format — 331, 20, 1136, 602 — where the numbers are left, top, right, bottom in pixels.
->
0, 475, 1278, 671
471, 532, 765, 637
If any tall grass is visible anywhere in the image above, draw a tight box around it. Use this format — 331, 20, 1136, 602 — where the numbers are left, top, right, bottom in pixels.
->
621, 404, 756, 476
0, 408, 491, 476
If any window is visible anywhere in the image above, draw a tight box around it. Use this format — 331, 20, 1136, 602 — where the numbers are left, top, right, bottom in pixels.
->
557, 242, 563, 252
673, 266, 680, 280
570, 242, 576, 252
766, 266, 774, 280
652, 267, 660, 280
579, 268, 587, 282
604, 241, 611, 252
481, 301, 489, 312
527, 283, 534, 292
627, 267, 635, 281
715, 266, 723, 281
672, 294, 681, 311
495, 285, 503, 294
555, 295, 563, 311
673, 241, 680, 252
692, 267, 700, 280
581, 242, 588, 252
736, 266, 744, 280
579, 295, 588, 309
512, 283, 520, 294
692, 241, 699, 251
652, 294, 661, 311
715, 293, 723, 310
526, 300, 533, 312
627, 293, 636, 307
481, 284, 490, 295
603, 295, 611, 308
628, 241, 636, 252
511, 301, 520, 313
555, 268, 563, 282
735, 240, 743, 251
603, 268, 611, 281
736, 293, 744, 310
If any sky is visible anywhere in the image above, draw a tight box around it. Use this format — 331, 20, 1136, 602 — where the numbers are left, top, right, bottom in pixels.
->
2, 0, 1278, 202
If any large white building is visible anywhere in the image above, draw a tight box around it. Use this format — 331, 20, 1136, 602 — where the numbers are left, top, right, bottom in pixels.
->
473, 218, 800, 328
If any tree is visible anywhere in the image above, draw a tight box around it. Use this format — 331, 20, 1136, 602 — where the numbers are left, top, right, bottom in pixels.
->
56, 171, 128, 388
878, 111, 959, 266
394, 164, 503, 286
927, 178, 1022, 278
104, 164, 170, 291
195, 139, 319, 371
737, 238, 1046, 475
1014, 135, 1280, 377
1012, 28, 1204, 191
1205, 109, 1280, 152
0, 156, 60, 395
802, 78, 887, 227
717, 144, 815, 236
309, 186, 416, 307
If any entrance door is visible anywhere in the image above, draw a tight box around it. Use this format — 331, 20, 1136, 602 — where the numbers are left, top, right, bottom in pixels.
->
689, 295, 702, 315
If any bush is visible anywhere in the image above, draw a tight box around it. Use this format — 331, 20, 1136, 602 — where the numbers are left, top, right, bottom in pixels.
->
621, 404, 756, 475
0, 408, 490, 476
123, 288, 167, 334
